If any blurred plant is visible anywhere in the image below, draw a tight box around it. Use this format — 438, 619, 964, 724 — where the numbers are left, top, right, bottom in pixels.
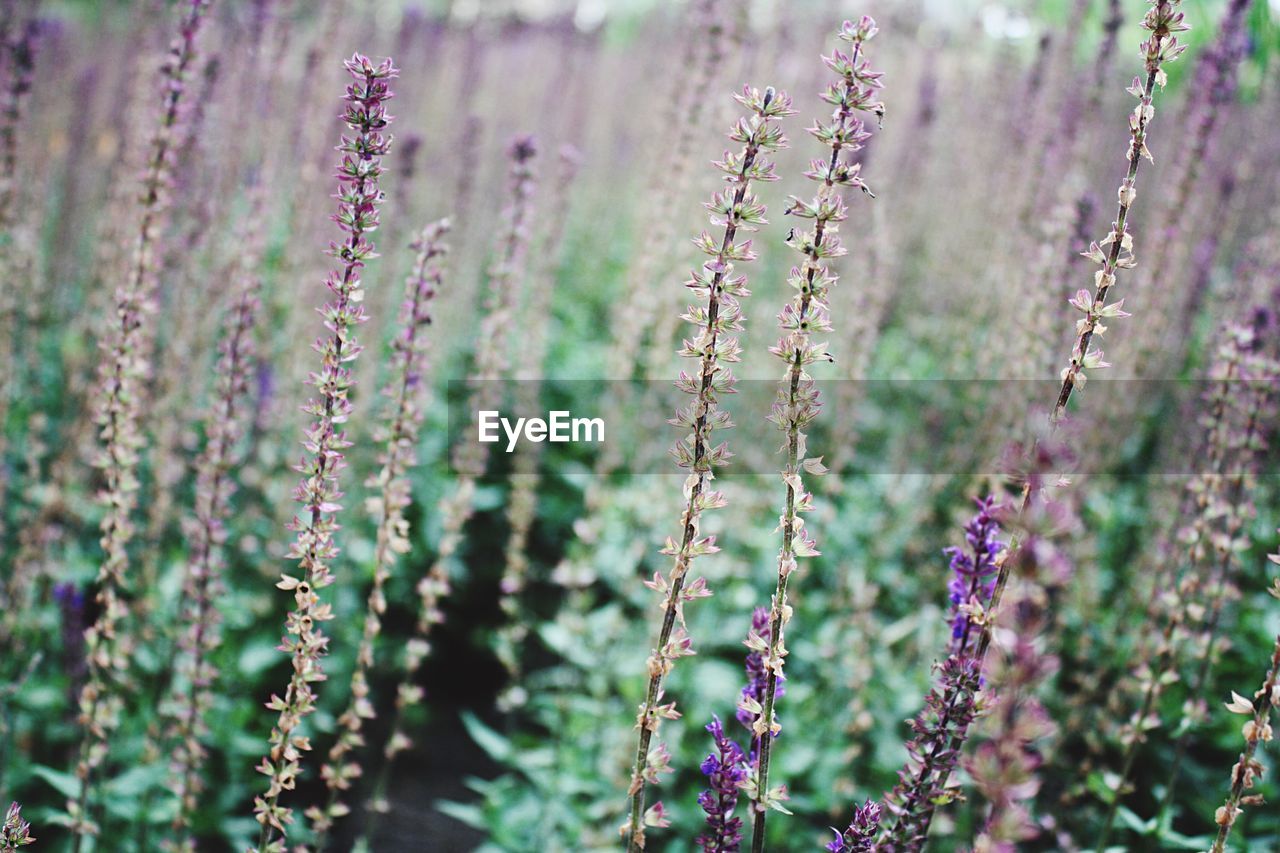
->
1130, 0, 1251, 376
1096, 321, 1269, 845
1155, 327, 1279, 814
1, 802, 33, 851
251, 52, 397, 853
162, 220, 264, 851
363, 134, 537, 834
622, 84, 792, 852
69, 2, 212, 845
1207, 529, 1280, 852
495, 147, 581, 713
746, 18, 882, 851
309, 218, 449, 849
967, 464, 1074, 851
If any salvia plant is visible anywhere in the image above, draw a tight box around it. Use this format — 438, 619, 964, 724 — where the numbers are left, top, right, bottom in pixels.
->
1095, 321, 1272, 845
495, 146, 580, 712
70, 1, 212, 845
364, 134, 538, 832
310, 218, 450, 848
5, 3, 1280, 851
624, 84, 792, 852
1055, 0, 1188, 417
877, 498, 1005, 850
1210, 535, 1280, 853
162, 210, 265, 850
251, 53, 397, 853
747, 16, 883, 851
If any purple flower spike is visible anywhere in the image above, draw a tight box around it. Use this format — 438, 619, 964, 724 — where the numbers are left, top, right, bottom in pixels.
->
696, 717, 748, 853
945, 496, 1005, 650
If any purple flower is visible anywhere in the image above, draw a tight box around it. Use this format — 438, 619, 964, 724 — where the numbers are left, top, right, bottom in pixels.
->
737, 607, 785, 745
945, 496, 1005, 650
696, 717, 747, 853
826, 799, 881, 852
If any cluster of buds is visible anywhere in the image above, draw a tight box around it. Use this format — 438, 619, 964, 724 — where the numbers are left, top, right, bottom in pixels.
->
70, 1, 212, 844
748, 18, 882, 846
878, 499, 1006, 851
164, 224, 264, 850
309, 220, 449, 847
945, 496, 1005, 649
623, 84, 792, 853
825, 800, 881, 853
1054, 0, 1187, 417
251, 53, 396, 852
1, 802, 33, 851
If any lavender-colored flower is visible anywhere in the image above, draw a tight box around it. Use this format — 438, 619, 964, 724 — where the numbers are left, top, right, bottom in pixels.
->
878, 497, 1005, 851
736, 607, 785, 748
1, 802, 33, 851
826, 800, 881, 853
696, 717, 748, 853
945, 496, 1005, 648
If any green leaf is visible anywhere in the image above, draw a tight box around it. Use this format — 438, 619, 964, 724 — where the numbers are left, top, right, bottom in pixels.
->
31, 764, 81, 799
435, 798, 485, 830
460, 711, 512, 762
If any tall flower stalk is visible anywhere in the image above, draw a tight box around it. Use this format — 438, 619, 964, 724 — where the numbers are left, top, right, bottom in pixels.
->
309, 219, 449, 850
1053, 0, 1188, 418
747, 17, 883, 852
1094, 322, 1259, 847
623, 85, 792, 852
877, 499, 1005, 851
967, 470, 1073, 850
495, 147, 580, 711
163, 215, 265, 850
69, 2, 212, 845
1154, 328, 1278, 814
1210, 588, 1280, 852
307, 219, 448, 845
362, 136, 538, 837
251, 53, 396, 853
